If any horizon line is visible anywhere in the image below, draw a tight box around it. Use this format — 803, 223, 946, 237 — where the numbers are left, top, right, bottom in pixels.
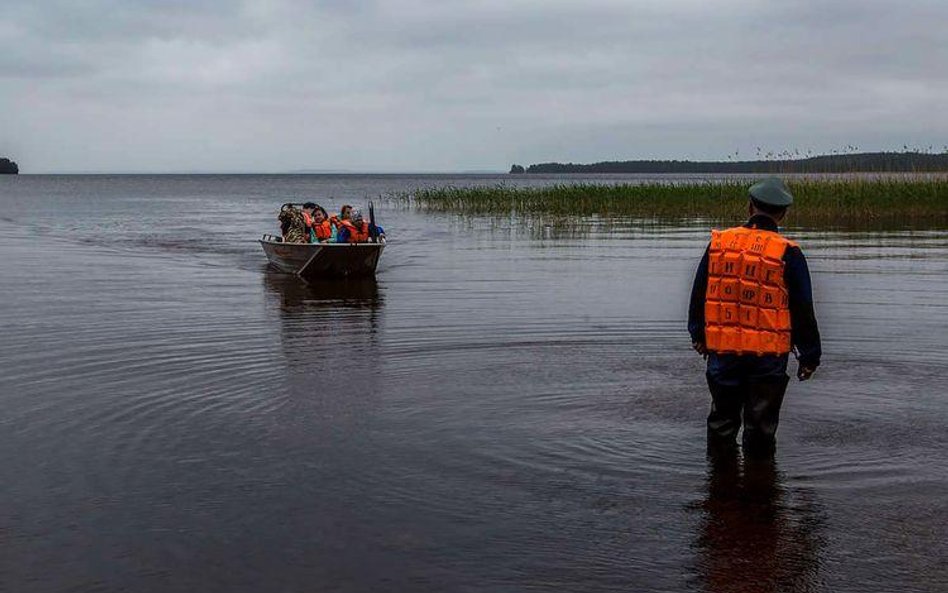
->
9, 169, 507, 176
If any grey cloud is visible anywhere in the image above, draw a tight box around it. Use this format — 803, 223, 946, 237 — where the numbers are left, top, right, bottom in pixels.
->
10, 0, 254, 43
2, 0, 947, 172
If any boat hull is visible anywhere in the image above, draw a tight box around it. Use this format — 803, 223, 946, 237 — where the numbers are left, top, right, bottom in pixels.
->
259, 237, 384, 279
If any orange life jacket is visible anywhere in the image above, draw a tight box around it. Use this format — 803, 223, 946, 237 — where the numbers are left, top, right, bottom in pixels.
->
704, 226, 796, 355
353, 221, 370, 242
313, 219, 332, 241
339, 220, 370, 243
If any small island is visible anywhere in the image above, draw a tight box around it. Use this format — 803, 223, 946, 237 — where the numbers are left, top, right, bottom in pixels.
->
510, 152, 948, 174
1, 158, 19, 174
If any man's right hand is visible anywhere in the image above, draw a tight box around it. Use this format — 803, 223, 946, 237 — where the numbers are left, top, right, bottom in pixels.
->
797, 365, 816, 381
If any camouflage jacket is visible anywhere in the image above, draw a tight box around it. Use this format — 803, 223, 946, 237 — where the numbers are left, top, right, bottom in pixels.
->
279, 206, 309, 243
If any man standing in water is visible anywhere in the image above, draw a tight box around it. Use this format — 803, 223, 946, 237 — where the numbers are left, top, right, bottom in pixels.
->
688, 177, 821, 457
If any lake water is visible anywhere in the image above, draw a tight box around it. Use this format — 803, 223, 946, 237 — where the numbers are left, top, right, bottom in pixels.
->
1, 174, 946, 592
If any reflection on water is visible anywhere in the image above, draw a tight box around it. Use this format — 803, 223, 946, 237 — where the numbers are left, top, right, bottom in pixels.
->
263, 270, 382, 311
263, 270, 384, 374
696, 453, 825, 593
263, 270, 384, 408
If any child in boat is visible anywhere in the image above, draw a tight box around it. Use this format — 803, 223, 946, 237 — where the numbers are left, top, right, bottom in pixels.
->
328, 204, 351, 241
329, 204, 351, 227
310, 205, 333, 243
336, 209, 384, 243
300, 202, 334, 243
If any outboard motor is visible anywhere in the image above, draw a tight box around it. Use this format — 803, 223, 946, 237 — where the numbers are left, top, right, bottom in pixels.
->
368, 200, 380, 242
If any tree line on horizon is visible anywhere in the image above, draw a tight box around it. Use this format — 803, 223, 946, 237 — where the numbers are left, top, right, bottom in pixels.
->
509, 152, 948, 174
0, 157, 18, 174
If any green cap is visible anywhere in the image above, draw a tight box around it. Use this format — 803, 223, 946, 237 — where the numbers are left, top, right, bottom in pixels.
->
748, 177, 793, 207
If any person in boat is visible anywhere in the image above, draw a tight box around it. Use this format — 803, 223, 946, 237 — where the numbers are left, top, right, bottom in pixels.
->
329, 204, 352, 232
687, 177, 821, 458
309, 205, 333, 243
278, 204, 309, 243
335, 208, 384, 243
336, 208, 369, 243
303, 202, 332, 243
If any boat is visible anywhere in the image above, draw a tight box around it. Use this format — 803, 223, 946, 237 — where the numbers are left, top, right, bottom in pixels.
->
260, 201, 385, 280
259, 235, 384, 279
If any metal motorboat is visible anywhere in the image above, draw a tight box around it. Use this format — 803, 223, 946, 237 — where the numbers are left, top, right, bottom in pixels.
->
259, 235, 384, 279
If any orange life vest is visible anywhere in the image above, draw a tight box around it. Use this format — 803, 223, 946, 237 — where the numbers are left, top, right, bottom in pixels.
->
704, 226, 796, 355
353, 221, 370, 242
313, 219, 332, 241
339, 220, 370, 243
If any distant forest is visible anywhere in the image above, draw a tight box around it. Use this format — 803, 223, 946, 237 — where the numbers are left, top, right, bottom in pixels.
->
511, 152, 948, 174
0, 158, 18, 174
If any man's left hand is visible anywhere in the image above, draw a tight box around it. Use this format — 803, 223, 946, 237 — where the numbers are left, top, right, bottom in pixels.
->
797, 365, 816, 381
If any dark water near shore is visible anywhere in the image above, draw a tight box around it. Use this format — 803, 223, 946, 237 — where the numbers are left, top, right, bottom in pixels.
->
1, 174, 947, 592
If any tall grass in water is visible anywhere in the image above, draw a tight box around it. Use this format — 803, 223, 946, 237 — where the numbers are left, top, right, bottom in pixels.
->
401, 177, 948, 229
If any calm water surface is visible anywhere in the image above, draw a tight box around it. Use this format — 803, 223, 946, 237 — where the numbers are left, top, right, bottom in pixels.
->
1, 174, 946, 592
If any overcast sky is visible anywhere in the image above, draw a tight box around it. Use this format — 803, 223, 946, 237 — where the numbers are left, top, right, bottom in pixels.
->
2, 0, 946, 173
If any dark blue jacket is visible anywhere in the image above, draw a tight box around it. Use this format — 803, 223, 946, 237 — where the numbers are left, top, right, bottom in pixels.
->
688, 215, 822, 368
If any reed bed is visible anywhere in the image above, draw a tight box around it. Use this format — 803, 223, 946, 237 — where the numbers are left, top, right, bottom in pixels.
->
399, 177, 948, 229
